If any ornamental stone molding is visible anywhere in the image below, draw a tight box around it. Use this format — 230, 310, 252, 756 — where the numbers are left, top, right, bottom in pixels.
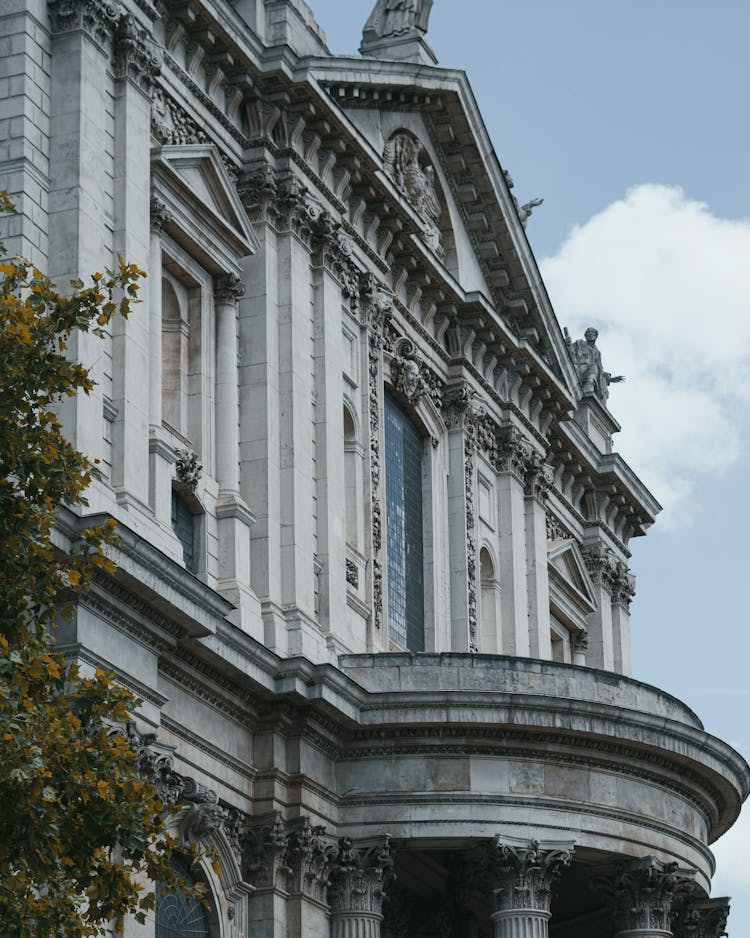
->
313, 212, 361, 304
328, 836, 394, 916
49, 0, 121, 50
240, 813, 293, 890
179, 777, 226, 843
672, 897, 730, 938
582, 543, 635, 608
152, 88, 208, 147
594, 856, 697, 935
389, 337, 442, 408
114, 14, 162, 96
175, 448, 202, 492
484, 838, 575, 914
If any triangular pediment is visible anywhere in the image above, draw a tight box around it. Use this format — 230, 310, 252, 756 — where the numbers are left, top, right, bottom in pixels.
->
308, 59, 580, 398
548, 539, 598, 618
152, 144, 259, 273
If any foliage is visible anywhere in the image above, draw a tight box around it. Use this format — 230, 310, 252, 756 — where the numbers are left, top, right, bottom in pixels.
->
0, 193, 197, 937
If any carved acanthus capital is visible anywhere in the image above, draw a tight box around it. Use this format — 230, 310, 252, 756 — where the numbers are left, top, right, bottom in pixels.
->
524, 453, 554, 503
273, 175, 324, 244
594, 856, 696, 933
49, 0, 121, 49
495, 426, 536, 479
441, 380, 485, 432
572, 631, 589, 654
287, 818, 337, 902
328, 837, 394, 916
582, 544, 634, 605
241, 813, 293, 890
215, 273, 246, 304
150, 196, 172, 233
610, 564, 636, 608
114, 14, 162, 96
672, 897, 730, 938
484, 838, 574, 913
175, 448, 202, 491
238, 165, 278, 221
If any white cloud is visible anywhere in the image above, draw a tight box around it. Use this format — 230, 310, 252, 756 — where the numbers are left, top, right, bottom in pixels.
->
540, 184, 750, 525
713, 803, 750, 892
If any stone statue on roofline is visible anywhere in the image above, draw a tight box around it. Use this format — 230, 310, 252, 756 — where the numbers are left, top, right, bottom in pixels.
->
361, 0, 437, 65
363, 0, 434, 40
564, 326, 624, 401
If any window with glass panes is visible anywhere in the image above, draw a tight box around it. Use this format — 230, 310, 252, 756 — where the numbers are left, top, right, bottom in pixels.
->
155, 855, 211, 938
384, 392, 424, 651
171, 491, 196, 573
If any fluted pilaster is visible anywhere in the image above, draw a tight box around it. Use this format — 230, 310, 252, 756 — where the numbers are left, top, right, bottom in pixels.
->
491, 910, 551, 938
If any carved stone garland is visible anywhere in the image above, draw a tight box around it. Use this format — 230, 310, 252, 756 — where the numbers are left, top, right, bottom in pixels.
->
442, 381, 487, 653
360, 275, 394, 633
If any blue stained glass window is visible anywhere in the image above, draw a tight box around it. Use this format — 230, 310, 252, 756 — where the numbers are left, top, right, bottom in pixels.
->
384, 392, 425, 652
155, 855, 211, 938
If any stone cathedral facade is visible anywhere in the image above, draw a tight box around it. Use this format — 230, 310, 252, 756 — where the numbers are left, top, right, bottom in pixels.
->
1, 0, 748, 936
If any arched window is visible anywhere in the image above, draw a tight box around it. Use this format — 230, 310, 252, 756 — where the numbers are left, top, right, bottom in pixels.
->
344, 405, 358, 548
155, 855, 212, 938
161, 277, 188, 437
384, 392, 424, 651
479, 547, 498, 653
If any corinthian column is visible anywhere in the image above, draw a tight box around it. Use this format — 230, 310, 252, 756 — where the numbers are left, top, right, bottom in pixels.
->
671, 896, 730, 938
595, 856, 696, 938
485, 838, 574, 938
328, 838, 393, 938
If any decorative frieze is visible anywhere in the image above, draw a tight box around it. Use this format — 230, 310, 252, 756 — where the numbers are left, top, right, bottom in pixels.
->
594, 856, 696, 935
114, 14, 162, 96
672, 897, 730, 938
484, 838, 574, 914
328, 837, 394, 917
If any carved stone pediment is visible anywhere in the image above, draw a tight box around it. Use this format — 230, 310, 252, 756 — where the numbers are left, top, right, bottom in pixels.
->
151, 143, 259, 272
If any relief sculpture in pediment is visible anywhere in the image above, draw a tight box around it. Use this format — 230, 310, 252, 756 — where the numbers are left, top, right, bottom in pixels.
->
384, 131, 445, 260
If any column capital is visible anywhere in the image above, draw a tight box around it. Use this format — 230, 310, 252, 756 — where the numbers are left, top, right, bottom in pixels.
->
114, 14, 162, 96
328, 837, 394, 916
484, 838, 574, 913
215, 273, 246, 303
150, 195, 172, 233
49, 0, 121, 50
672, 897, 730, 938
594, 855, 696, 935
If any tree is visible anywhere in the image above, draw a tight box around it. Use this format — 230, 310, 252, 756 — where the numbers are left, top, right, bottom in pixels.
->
0, 194, 200, 937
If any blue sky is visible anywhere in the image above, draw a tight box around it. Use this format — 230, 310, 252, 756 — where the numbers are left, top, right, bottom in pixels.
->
310, 0, 750, 926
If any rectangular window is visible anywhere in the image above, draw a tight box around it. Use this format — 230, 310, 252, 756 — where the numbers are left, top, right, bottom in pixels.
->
171, 491, 196, 574
385, 393, 424, 652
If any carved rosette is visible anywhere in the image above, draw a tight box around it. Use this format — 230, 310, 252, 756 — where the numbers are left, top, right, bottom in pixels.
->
485, 839, 574, 914
672, 897, 730, 938
328, 837, 394, 917
594, 856, 696, 935
114, 14, 162, 96
49, 0, 121, 50
442, 381, 487, 653
360, 275, 394, 632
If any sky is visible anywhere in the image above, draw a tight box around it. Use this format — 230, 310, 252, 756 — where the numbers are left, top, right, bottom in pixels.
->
309, 0, 750, 927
